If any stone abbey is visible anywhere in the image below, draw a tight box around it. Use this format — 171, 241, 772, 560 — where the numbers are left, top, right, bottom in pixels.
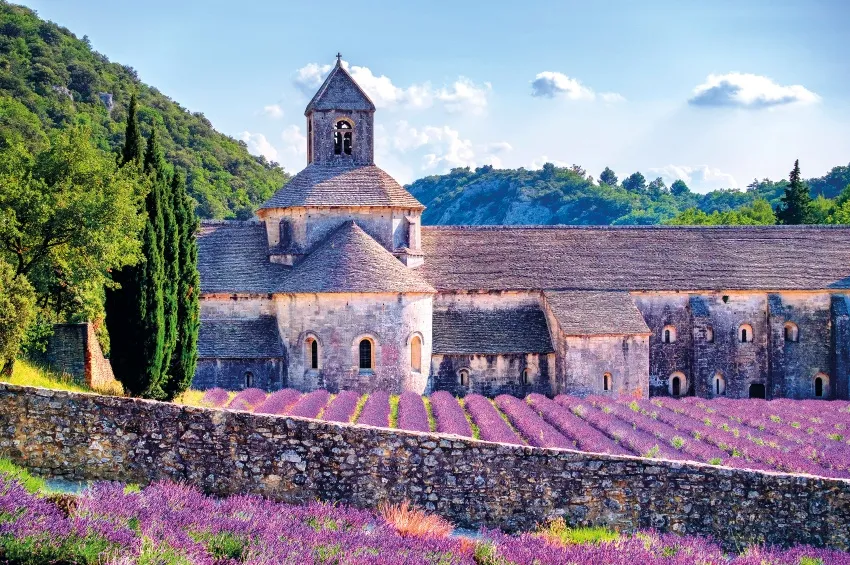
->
195, 58, 850, 401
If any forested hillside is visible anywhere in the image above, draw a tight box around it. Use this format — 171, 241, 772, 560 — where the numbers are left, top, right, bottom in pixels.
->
0, 1, 289, 219
407, 163, 850, 226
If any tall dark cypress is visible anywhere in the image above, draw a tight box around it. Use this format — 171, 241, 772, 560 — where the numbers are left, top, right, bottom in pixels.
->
106, 92, 146, 395
776, 159, 813, 225
121, 94, 144, 166
165, 172, 200, 399
145, 126, 179, 388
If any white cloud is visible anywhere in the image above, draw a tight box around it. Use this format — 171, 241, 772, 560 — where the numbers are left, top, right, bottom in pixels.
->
239, 131, 278, 162
530, 71, 625, 103
293, 61, 491, 113
436, 77, 491, 114
647, 164, 738, 194
280, 125, 306, 155
382, 120, 510, 171
262, 104, 284, 119
688, 72, 820, 109
530, 156, 569, 169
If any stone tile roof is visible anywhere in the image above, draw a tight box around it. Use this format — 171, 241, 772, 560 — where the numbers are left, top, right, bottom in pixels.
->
198, 317, 284, 359
197, 221, 288, 294
419, 225, 850, 291
543, 291, 650, 336
259, 163, 424, 210
305, 62, 376, 113
282, 222, 435, 294
432, 306, 554, 354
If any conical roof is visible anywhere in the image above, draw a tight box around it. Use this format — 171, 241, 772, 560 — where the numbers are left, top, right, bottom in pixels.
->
305, 60, 376, 114
260, 163, 423, 210
280, 221, 435, 294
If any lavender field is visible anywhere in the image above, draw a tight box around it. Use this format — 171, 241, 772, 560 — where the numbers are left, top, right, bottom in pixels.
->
1, 473, 848, 564
202, 388, 850, 479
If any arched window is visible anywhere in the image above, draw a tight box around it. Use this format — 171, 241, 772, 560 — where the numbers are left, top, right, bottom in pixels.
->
749, 383, 766, 399
603, 372, 612, 392
521, 368, 530, 385
713, 373, 726, 396
458, 368, 470, 387
705, 326, 714, 343
358, 338, 373, 370
244, 371, 253, 388
784, 322, 799, 343
662, 325, 677, 344
669, 372, 686, 397
305, 336, 320, 370
814, 373, 829, 398
333, 119, 353, 155
739, 324, 753, 343
410, 335, 422, 372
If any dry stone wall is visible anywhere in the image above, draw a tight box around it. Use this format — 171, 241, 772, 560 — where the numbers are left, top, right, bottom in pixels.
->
1, 383, 848, 550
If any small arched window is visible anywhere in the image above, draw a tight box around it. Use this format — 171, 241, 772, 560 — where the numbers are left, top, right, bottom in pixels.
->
521, 368, 530, 385
739, 324, 753, 343
333, 119, 353, 155
358, 338, 373, 370
705, 326, 714, 343
713, 373, 726, 396
244, 371, 254, 389
662, 325, 677, 344
306, 337, 319, 370
669, 372, 686, 397
410, 335, 422, 373
603, 372, 612, 392
749, 383, 766, 399
784, 322, 799, 343
814, 373, 829, 398
458, 368, 470, 387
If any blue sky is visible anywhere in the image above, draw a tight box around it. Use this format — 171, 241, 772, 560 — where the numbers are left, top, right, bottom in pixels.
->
18, 0, 850, 191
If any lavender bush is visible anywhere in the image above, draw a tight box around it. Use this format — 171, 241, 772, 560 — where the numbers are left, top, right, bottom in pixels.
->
430, 391, 472, 437
494, 394, 573, 449
253, 388, 302, 415
322, 390, 362, 423
397, 391, 431, 433
226, 388, 268, 412
200, 387, 229, 408
463, 394, 524, 445
357, 390, 392, 428
288, 389, 330, 419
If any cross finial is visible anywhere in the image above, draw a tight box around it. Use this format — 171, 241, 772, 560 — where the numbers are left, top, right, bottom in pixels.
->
336, 52, 342, 66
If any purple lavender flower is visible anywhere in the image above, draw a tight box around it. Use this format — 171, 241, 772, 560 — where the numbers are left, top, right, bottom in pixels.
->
464, 394, 524, 445
226, 388, 267, 411
200, 387, 229, 408
429, 391, 472, 437
356, 391, 391, 428
322, 390, 362, 423
254, 388, 302, 415
288, 389, 331, 419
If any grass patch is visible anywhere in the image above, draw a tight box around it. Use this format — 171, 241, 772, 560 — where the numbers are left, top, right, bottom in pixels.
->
173, 389, 206, 407
378, 501, 453, 539
0, 459, 47, 494
537, 519, 620, 546
671, 436, 685, 449
422, 396, 437, 432
389, 395, 400, 428
351, 394, 369, 424
7, 359, 122, 396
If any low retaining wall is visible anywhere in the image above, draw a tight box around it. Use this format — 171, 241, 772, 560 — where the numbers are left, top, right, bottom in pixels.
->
0, 383, 848, 549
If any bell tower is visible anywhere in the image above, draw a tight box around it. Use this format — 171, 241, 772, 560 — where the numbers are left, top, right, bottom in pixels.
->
306, 54, 376, 166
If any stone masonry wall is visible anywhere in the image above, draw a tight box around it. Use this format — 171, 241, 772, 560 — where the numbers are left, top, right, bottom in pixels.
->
41, 324, 115, 389
0, 384, 848, 550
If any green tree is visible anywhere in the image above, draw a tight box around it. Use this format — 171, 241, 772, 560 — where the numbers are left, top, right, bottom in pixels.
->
622, 172, 647, 193
121, 93, 144, 166
0, 259, 36, 376
599, 167, 618, 186
667, 198, 775, 226
164, 172, 200, 399
776, 159, 813, 225
0, 128, 143, 324
670, 179, 690, 196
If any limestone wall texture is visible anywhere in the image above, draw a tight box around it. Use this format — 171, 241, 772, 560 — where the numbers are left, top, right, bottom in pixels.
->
1, 383, 849, 550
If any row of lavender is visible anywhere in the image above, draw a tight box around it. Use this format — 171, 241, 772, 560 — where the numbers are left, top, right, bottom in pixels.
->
201, 387, 850, 479
3, 475, 848, 564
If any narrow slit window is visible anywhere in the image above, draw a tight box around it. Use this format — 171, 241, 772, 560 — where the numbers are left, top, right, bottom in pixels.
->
603, 372, 612, 391
359, 339, 373, 370
244, 371, 253, 388
309, 339, 319, 370
410, 335, 422, 372
458, 369, 470, 387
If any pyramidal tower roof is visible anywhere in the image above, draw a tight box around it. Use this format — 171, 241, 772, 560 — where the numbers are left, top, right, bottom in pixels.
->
305, 55, 376, 114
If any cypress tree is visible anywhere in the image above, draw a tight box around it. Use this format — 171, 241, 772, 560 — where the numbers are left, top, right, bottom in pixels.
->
145, 126, 179, 388
121, 94, 144, 166
776, 159, 813, 225
165, 172, 200, 399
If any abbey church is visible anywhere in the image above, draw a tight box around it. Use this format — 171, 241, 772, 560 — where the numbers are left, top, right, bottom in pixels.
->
195, 58, 850, 401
